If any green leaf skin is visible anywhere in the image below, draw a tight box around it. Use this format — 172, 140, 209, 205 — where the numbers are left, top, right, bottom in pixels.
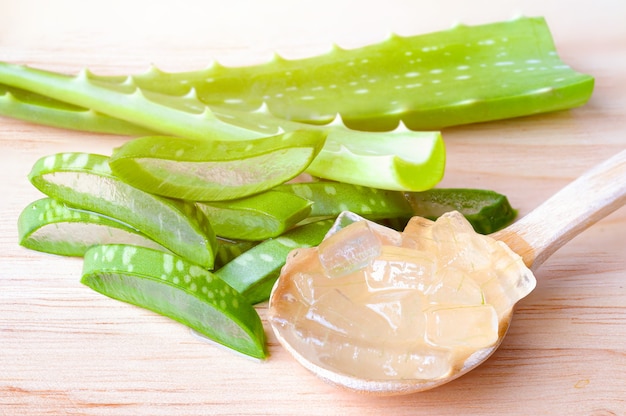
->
28, 152, 218, 268
0, 84, 154, 135
88, 17, 594, 131
197, 190, 313, 241
277, 181, 413, 220
82, 244, 267, 359
214, 238, 258, 269
0, 69, 445, 192
305, 127, 444, 191
108, 132, 327, 201
404, 188, 518, 234
215, 219, 334, 304
0, 63, 267, 141
17, 197, 169, 256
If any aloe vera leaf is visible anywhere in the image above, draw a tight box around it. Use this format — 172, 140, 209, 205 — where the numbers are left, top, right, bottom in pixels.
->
215, 219, 334, 304
0, 84, 154, 135
214, 106, 445, 191
277, 181, 413, 219
87, 17, 594, 130
0, 62, 268, 141
0, 69, 445, 191
17, 197, 170, 256
82, 244, 267, 358
108, 132, 326, 201
28, 152, 217, 268
197, 190, 313, 240
110, 133, 321, 200
214, 238, 258, 269
404, 188, 517, 234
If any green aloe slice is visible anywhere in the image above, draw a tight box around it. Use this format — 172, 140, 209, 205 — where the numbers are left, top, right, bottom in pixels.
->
108, 132, 326, 201
404, 188, 517, 234
278, 181, 413, 220
214, 238, 258, 269
17, 197, 168, 256
215, 219, 334, 304
87, 17, 594, 130
82, 244, 267, 359
28, 152, 217, 268
197, 190, 313, 240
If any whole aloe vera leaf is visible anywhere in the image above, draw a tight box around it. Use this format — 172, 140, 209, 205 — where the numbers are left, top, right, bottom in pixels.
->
109, 131, 326, 201
0, 66, 445, 191
89, 16, 594, 130
0, 62, 267, 141
82, 244, 267, 359
215, 219, 334, 304
18, 197, 169, 256
0, 84, 154, 135
28, 152, 218, 268
196, 190, 313, 240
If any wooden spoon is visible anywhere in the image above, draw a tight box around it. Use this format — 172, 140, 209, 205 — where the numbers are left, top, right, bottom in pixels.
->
270, 149, 626, 395
491, 148, 626, 271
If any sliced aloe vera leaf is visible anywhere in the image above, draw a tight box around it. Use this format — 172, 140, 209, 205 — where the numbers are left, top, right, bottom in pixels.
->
404, 188, 517, 234
87, 17, 593, 130
17, 197, 168, 256
306, 126, 445, 191
214, 238, 258, 269
28, 152, 217, 268
277, 181, 413, 220
82, 244, 267, 358
108, 132, 326, 201
214, 106, 445, 191
215, 219, 334, 304
197, 190, 313, 240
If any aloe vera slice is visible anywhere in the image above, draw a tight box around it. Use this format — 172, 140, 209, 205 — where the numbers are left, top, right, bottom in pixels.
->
404, 188, 517, 234
211, 105, 445, 191
214, 238, 258, 269
215, 219, 334, 304
28, 152, 217, 268
197, 190, 313, 240
17, 197, 168, 256
89, 17, 593, 130
82, 244, 267, 358
108, 132, 326, 201
278, 181, 413, 220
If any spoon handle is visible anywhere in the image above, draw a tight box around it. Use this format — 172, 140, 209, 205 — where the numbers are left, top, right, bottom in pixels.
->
492, 149, 626, 271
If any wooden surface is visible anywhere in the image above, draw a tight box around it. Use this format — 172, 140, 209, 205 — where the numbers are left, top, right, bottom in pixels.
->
1, 1, 625, 415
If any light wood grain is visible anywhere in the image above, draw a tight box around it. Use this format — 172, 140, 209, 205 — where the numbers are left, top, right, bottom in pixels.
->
493, 149, 626, 270
1, 1, 625, 415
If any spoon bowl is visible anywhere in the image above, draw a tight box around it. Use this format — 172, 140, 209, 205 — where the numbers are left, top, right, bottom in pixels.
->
269, 149, 626, 395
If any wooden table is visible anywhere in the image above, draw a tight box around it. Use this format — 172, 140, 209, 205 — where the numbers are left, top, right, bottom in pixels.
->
1, 1, 624, 414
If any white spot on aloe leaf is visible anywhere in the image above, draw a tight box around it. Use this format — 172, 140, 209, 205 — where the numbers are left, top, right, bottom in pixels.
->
163, 254, 174, 273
